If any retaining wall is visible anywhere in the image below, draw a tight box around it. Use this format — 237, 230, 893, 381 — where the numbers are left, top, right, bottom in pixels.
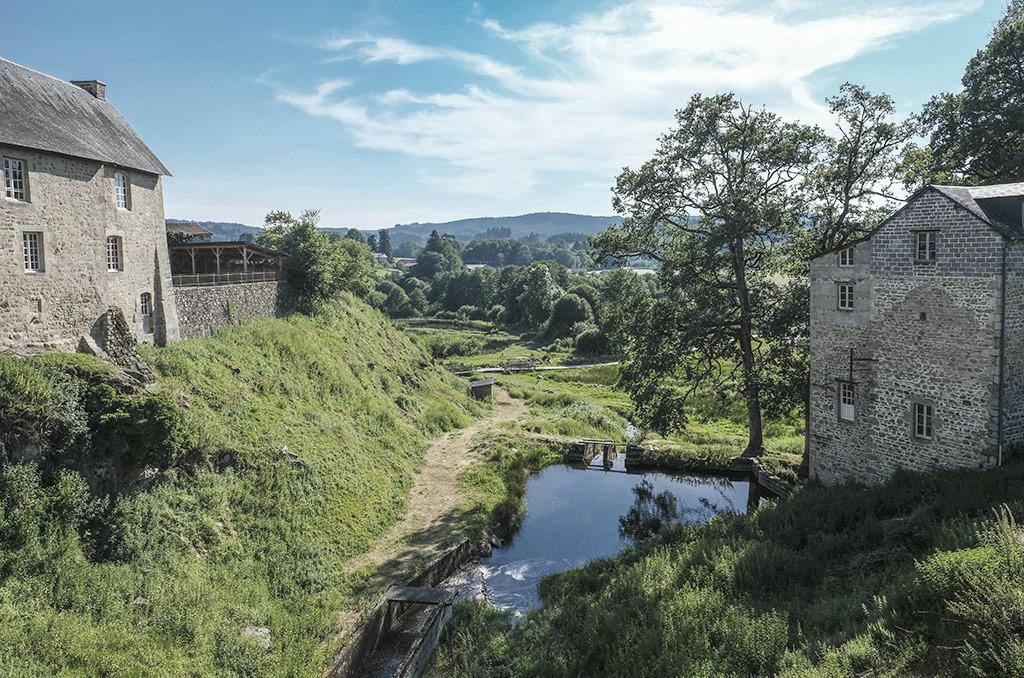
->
173, 280, 287, 339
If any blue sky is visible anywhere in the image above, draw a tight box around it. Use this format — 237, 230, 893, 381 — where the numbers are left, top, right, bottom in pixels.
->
7, 0, 1006, 229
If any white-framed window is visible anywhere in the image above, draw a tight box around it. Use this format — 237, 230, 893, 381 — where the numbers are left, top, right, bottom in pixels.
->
838, 247, 854, 267
837, 283, 854, 310
106, 236, 123, 272
114, 172, 130, 210
22, 232, 43, 272
915, 231, 937, 262
913, 402, 934, 440
140, 292, 153, 333
838, 382, 856, 421
3, 157, 28, 201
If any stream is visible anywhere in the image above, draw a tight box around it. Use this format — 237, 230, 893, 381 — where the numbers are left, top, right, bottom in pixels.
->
447, 454, 757, 613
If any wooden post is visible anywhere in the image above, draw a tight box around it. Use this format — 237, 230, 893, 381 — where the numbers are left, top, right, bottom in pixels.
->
213, 247, 222, 276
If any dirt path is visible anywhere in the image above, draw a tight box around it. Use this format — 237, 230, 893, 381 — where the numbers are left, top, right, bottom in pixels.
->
336, 387, 527, 625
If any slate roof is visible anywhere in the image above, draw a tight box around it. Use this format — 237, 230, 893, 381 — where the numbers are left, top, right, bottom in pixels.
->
931, 184, 1024, 239
166, 221, 212, 237
0, 57, 169, 175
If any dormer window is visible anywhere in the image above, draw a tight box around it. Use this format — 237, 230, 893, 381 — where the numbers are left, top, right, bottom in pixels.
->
114, 172, 130, 210
3, 157, 28, 201
915, 231, 937, 262
838, 247, 854, 267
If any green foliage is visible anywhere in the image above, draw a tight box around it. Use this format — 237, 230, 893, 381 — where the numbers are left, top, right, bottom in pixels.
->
915, 1, 1024, 184
544, 293, 593, 339
0, 297, 482, 675
257, 209, 374, 312
436, 463, 1024, 678
574, 327, 609, 355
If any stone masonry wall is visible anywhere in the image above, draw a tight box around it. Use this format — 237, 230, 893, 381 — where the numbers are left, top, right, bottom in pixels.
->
0, 143, 179, 351
174, 281, 286, 339
809, 189, 1005, 485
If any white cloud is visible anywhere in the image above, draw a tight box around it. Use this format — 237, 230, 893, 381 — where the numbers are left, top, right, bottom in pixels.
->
273, 0, 980, 197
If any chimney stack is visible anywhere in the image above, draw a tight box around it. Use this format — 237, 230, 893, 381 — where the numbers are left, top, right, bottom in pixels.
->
71, 80, 106, 100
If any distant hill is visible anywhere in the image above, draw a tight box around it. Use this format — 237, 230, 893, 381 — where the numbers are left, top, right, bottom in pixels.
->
166, 219, 261, 242
167, 212, 623, 245
389, 212, 622, 245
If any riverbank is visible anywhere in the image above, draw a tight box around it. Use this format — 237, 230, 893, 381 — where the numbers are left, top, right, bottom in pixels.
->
0, 298, 485, 675
431, 461, 1024, 677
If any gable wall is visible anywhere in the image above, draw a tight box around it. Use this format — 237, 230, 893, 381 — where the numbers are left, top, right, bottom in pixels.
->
810, 190, 1004, 484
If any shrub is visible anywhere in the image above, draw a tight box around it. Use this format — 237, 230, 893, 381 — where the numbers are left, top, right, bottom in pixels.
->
544, 293, 593, 339
574, 328, 609, 355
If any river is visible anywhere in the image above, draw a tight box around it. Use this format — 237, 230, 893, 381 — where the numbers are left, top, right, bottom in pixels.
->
449, 454, 756, 613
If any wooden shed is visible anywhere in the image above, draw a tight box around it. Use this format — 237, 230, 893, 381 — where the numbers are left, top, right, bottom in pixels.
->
469, 378, 495, 400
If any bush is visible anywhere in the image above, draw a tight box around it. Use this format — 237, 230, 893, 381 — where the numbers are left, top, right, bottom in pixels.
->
574, 328, 609, 355
544, 293, 593, 339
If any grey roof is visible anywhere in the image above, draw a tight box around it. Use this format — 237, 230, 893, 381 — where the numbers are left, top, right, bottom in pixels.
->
166, 221, 212, 236
0, 58, 169, 175
470, 378, 495, 388
930, 184, 1024, 239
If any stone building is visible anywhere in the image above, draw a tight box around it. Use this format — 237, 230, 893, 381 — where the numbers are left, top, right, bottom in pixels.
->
809, 182, 1024, 485
0, 57, 179, 350
166, 221, 213, 243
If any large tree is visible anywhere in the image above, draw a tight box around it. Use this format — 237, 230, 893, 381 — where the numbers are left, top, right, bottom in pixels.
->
593, 94, 819, 455
798, 83, 915, 262
911, 0, 1024, 184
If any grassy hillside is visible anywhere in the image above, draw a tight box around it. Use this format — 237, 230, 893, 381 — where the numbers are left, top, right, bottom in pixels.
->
0, 296, 482, 675
433, 462, 1024, 678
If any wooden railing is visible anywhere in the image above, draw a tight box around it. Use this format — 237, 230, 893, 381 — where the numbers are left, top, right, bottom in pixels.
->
172, 271, 279, 287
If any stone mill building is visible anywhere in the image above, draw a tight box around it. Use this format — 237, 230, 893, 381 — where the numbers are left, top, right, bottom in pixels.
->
0, 57, 179, 351
809, 182, 1024, 485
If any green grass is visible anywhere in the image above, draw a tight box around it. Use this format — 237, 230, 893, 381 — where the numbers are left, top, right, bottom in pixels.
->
0, 295, 483, 676
432, 462, 1024, 677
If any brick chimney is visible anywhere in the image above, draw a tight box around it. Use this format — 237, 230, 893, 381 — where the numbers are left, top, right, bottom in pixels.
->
71, 80, 106, 100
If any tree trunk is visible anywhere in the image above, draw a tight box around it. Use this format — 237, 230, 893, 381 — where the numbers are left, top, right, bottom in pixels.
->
733, 238, 765, 457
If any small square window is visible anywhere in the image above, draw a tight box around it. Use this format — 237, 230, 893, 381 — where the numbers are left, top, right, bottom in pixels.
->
3, 157, 28, 201
913, 402, 934, 440
838, 247, 854, 267
838, 382, 856, 421
837, 283, 854, 310
915, 231, 937, 262
106, 236, 123, 272
22, 232, 43, 272
114, 172, 130, 210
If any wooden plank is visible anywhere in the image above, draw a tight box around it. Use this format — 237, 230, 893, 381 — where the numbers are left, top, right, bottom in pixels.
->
385, 586, 454, 606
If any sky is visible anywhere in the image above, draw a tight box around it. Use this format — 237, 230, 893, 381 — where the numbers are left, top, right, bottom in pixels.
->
5, 0, 1008, 230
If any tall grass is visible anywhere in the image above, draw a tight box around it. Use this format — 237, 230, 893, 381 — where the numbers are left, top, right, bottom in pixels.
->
0, 296, 482, 675
432, 463, 1024, 677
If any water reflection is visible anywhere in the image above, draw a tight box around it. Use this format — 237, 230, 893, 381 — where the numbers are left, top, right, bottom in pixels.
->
449, 456, 752, 612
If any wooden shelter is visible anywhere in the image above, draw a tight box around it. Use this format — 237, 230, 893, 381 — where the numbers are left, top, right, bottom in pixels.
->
168, 241, 284, 287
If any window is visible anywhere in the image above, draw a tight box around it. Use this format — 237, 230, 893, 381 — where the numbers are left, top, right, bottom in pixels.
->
913, 402, 934, 440
3, 157, 27, 201
838, 247, 854, 267
22, 232, 43, 272
915, 231, 937, 262
140, 293, 153, 333
837, 283, 854, 310
114, 172, 130, 210
106, 236, 122, 272
838, 382, 856, 421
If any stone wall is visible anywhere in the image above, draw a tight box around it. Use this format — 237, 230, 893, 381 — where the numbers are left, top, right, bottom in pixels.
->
174, 281, 286, 339
809, 188, 1006, 485
0, 143, 179, 351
